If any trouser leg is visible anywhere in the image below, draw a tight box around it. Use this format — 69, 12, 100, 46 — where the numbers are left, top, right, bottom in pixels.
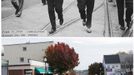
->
125, 7, 133, 27
116, 0, 125, 27
86, 0, 95, 28
77, 0, 86, 20
47, 0, 56, 30
55, 0, 63, 20
18, 0, 24, 12
42, 0, 46, 5
11, 0, 19, 10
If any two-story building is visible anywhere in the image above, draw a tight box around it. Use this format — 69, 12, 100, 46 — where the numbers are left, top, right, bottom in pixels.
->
103, 53, 133, 75
103, 55, 121, 75
2, 41, 53, 75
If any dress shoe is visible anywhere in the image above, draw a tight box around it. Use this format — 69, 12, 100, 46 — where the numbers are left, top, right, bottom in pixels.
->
16, 11, 22, 17
85, 26, 92, 33
49, 29, 56, 34
127, 22, 131, 29
120, 26, 125, 30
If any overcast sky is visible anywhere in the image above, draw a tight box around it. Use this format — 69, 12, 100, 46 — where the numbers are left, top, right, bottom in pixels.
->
1, 37, 133, 70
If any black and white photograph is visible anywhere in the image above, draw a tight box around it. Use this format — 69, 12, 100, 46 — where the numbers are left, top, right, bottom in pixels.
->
1, 0, 133, 37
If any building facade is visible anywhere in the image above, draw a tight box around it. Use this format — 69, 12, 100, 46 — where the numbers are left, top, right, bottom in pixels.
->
2, 41, 53, 75
103, 55, 121, 75
103, 54, 133, 75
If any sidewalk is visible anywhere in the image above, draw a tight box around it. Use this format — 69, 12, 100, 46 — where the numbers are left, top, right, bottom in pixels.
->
2, 0, 74, 31
2, 0, 118, 37
51, 0, 105, 37
107, 2, 127, 37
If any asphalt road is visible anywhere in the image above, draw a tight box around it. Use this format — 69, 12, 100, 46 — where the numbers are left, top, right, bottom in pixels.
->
2, 0, 41, 19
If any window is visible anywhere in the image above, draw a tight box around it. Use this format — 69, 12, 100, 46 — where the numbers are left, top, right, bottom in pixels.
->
107, 65, 110, 68
24, 69, 32, 75
1, 53, 4, 56
112, 65, 114, 68
23, 47, 27, 51
20, 57, 24, 62
116, 65, 118, 67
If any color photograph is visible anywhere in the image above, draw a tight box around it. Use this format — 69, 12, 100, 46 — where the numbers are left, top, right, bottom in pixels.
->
2, 37, 133, 75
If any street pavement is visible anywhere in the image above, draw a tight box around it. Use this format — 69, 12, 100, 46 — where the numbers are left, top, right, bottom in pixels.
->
2, 0, 73, 30
2, 0, 127, 37
107, 1, 133, 37
51, 0, 105, 37
2, 0, 41, 18
107, 2, 125, 37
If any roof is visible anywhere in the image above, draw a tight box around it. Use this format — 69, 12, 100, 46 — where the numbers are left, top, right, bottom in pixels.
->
104, 55, 120, 64
3, 41, 53, 46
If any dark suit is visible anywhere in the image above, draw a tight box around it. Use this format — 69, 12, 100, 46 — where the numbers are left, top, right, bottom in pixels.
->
77, 0, 95, 28
47, 0, 63, 30
116, 0, 133, 27
11, 0, 24, 16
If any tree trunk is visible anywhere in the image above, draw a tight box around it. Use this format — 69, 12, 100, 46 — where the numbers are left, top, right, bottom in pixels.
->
58, 73, 63, 75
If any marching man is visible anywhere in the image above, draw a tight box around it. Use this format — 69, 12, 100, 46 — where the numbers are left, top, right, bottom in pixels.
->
116, 0, 133, 30
77, 0, 95, 33
47, 0, 64, 34
11, 0, 24, 17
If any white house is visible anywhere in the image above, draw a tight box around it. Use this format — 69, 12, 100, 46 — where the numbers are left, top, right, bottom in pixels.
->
103, 55, 121, 75
2, 41, 53, 75
103, 53, 133, 75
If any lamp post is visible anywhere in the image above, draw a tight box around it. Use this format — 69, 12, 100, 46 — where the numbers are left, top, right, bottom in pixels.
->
43, 56, 47, 75
100, 68, 101, 75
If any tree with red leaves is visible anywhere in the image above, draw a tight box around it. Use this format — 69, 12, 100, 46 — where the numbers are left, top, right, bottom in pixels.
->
45, 42, 79, 75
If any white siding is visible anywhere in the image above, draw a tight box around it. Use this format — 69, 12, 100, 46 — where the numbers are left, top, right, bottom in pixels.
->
104, 63, 121, 75
2, 42, 53, 65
